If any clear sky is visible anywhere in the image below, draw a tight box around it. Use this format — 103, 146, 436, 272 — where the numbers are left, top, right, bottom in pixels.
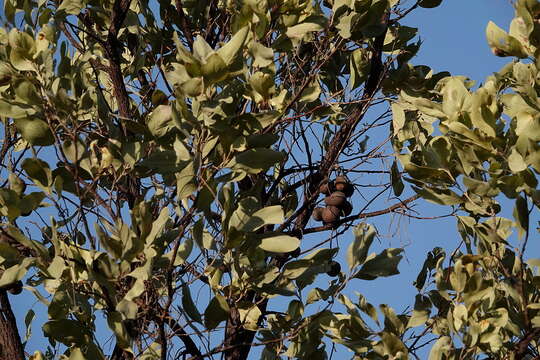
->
6, 0, 527, 358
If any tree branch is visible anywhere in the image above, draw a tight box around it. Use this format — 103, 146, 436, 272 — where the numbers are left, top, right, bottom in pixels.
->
0, 291, 25, 360
293, 16, 390, 234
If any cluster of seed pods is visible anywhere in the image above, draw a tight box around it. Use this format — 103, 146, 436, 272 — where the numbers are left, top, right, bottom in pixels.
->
312, 176, 354, 224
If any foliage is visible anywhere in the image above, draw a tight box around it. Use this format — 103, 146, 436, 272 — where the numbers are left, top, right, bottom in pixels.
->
0, 0, 539, 359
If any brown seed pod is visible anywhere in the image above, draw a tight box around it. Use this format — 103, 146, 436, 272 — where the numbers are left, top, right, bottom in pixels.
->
322, 206, 340, 223
324, 191, 346, 207
319, 180, 334, 195
326, 261, 341, 277
340, 200, 353, 216
341, 183, 354, 197
334, 176, 354, 196
319, 183, 330, 195
7, 281, 22, 295
312, 207, 325, 221
335, 176, 348, 185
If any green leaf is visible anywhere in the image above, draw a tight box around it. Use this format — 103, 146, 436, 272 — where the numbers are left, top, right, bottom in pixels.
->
8, 29, 35, 71
347, 223, 376, 270
508, 148, 527, 172
418, 0, 442, 8
42, 319, 91, 346
57, 0, 85, 16
107, 311, 131, 350
238, 304, 262, 331
286, 22, 324, 40
429, 336, 451, 360
228, 148, 285, 174
201, 52, 228, 83
176, 161, 197, 200
204, 294, 230, 330
241, 205, 284, 232
22, 158, 53, 191
390, 161, 404, 196
13, 118, 54, 146
147, 105, 174, 138
441, 77, 470, 117
181, 77, 204, 97
0, 257, 33, 287
355, 248, 403, 279
407, 294, 431, 328
217, 26, 249, 66
513, 195, 529, 239
250, 42, 274, 67
182, 285, 202, 323
258, 234, 300, 253
486, 21, 528, 58
193, 35, 214, 62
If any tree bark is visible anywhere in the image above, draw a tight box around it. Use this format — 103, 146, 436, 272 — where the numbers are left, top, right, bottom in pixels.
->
0, 291, 24, 360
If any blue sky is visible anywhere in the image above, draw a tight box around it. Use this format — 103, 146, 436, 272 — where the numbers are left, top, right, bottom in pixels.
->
6, 0, 530, 358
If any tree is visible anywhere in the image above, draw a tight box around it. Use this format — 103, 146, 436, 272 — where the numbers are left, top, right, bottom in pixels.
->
0, 0, 539, 359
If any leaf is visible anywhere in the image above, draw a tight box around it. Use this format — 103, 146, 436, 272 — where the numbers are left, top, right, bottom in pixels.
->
204, 294, 229, 330
390, 161, 404, 196
14, 118, 54, 146
182, 285, 202, 323
193, 35, 214, 61
0, 257, 33, 287
486, 21, 528, 58
453, 303, 468, 331
201, 52, 227, 83
441, 77, 470, 117
513, 195, 529, 240
57, 0, 85, 15
250, 42, 274, 67
8, 29, 35, 71
415, 187, 463, 206
238, 304, 262, 331
42, 319, 91, 346
286, 22, 324, 40
407, 294, 431, 328
429, 336, 451, 360
241, 205, 284, 232
147, 105, 174, 138
106, 311, 131, 350
354, 248, 403, 279
508, 148, 527, 172
258, 234, 300, 253
217, 26, 249, 66
418, 0, 442, 8
228, 148, 285, 174
181, 77, 204, 97
22, 158, 52, 191
176, 161, 197, 200
347, 223, 376, 270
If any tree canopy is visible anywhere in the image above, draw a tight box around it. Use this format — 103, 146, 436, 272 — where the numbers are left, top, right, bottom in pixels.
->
1, 0, 540, 359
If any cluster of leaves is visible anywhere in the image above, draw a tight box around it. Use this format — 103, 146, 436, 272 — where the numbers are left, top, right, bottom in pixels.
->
0, 0, 539, 359
391, 0, 540, 358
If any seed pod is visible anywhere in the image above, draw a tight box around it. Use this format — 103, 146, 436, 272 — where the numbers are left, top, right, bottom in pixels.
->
326, 261, 341, 277
322, 206, 340, 223
312, 207, 325, 221
334, 176, 354, 196
324, 191, 346, 207
335, 176, 348, 185
341, 183, 354, 197
7, 281, 23, 295
319, 180, 334, 195
340, 200, 353, 216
